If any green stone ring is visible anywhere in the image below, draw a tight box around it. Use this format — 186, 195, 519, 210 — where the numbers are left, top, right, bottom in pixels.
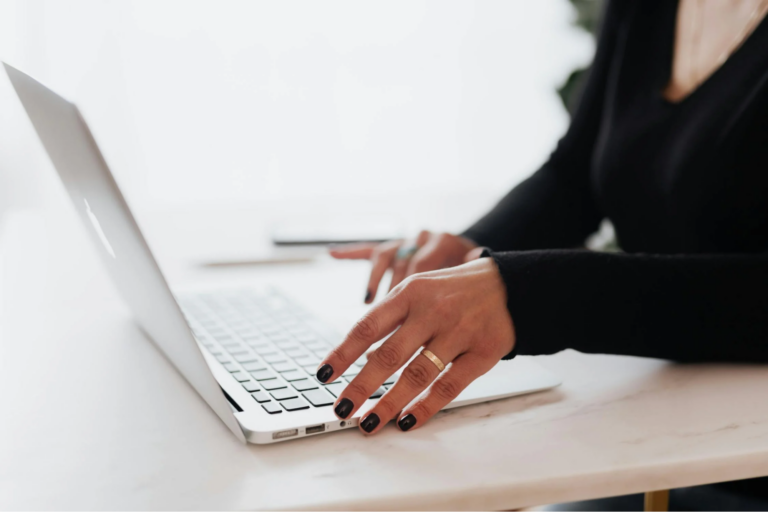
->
395, 243, 419, 261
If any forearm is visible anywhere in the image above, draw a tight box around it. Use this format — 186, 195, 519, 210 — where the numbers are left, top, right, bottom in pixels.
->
462, 166, 603, 251
489, 249, 768, 362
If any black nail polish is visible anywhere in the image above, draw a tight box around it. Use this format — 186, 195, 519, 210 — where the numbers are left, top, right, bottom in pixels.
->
364, 290, 372, 303
316, 364, 333, 383
398, 414, 417, 432
335, 398, 354, 419
361, 413, 380, 433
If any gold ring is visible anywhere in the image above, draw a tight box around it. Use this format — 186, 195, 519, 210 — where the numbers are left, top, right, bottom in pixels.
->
420, 349, 445, 372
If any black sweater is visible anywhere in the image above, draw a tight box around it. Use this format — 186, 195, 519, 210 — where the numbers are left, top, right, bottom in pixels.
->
464, 2, 768, 498
463, 0, 768, 363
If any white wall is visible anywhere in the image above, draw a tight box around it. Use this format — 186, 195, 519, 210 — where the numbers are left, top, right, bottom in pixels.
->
0, 0, 593, 208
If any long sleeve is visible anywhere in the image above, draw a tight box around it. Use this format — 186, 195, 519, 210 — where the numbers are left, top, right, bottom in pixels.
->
491, 249, 768, 363
462, 1, 628, 251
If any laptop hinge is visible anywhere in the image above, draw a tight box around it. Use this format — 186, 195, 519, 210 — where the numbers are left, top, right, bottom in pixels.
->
220, 387, 243, 412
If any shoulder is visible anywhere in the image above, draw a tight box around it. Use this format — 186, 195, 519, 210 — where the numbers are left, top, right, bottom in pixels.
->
602, 0, 643, 24
599, 0, 666, 43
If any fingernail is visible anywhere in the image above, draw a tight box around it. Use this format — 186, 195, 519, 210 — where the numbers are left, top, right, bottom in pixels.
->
398, 414, 417, 431
316, 364, 333, 383
361, 413, 380, 433
335, 398, 354, 419
364, 290, 372, 303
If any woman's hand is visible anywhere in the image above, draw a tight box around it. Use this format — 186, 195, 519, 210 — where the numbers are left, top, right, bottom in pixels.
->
329, 231, 481, 304
315, 257, 515, 434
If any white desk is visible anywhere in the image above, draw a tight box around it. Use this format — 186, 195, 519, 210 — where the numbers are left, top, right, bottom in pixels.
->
2, 206, 768, 510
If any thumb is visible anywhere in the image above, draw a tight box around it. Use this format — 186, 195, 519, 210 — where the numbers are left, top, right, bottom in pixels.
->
464, 246, 487, 262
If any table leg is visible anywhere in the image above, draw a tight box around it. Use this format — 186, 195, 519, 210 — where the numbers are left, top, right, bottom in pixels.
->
644, 490, 669, 511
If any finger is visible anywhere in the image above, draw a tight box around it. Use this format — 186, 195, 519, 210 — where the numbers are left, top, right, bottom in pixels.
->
406, 238, 443, 277
329, 243, 377, 259
331, 319, 434, 422
390, 232, 430, 290
366, 338, 426, 360
365, 241, 400, 303
316, 287, 412, 387
464, 246, 486, 262
388, 258, 410, 292
357, 338, 462, 435
397, 353, 493, 432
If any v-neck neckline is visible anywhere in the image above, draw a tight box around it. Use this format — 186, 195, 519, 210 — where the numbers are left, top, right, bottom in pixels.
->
659, 0, 768, 106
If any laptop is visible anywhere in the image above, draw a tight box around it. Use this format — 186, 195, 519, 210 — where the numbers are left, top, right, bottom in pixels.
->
3, 62, 561, 444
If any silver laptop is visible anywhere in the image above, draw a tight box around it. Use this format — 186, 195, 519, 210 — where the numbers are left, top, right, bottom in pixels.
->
3, 62, 561, 444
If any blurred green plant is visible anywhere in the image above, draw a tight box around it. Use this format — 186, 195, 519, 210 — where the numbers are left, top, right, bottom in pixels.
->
557, 0, 605, 114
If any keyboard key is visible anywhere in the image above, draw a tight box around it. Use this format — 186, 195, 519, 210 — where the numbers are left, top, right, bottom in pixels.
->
242, 335, 266, 343
342, 368, 359, 378
281, 397, 310, 412
272, 362, 298, 373
214, 354, 229, 363
234, 353, 258, 363
255, 346, 278, 356
249, 369, 277, 381
292, 379, 319, 392
303, 341, 329, 351
302, 388, 335, 407
324, 381, 347, 398
242, 361, 267, 372
242, 381, 260, 392
261, 402, 282, 414
228, 348, 249, 357
231, 371, 251, 382
294, 355, 321, 367
280, 370, 306, 382
270, 388, 299, 401
283, 347, 306, 357
261, 379, 288, 391
222, 362, 239, 372
369, 387, 386, 399
251, 391, 271, 403
263, 353, 287, 364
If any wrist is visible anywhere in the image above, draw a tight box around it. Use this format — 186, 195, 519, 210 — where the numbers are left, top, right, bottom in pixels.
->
459, 234, 479, 250
477, 252, 518, 360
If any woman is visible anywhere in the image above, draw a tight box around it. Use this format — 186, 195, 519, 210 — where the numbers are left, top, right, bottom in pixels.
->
318, 0, 768, 504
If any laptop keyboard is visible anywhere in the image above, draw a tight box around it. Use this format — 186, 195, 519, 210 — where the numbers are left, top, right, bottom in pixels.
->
178, 289, 397, 415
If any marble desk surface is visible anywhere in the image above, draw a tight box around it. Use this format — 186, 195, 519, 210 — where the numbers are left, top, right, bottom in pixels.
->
2, 207, 768, 511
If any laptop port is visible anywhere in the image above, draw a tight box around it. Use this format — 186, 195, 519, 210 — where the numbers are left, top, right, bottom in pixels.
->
273, 429, 298, 440
306, 424, 326, 435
